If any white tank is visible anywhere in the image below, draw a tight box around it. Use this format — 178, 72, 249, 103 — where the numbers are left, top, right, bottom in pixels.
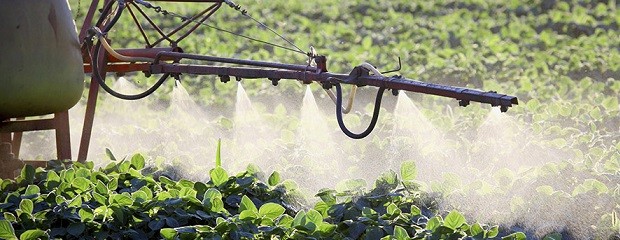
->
0, 0, 84, 119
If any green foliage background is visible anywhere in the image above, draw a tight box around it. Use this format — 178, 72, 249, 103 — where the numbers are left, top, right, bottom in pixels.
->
12, 0, 613, 238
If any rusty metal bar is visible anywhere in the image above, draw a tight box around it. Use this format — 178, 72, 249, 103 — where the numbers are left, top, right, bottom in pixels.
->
54, 111, 72, 160
0, 119, 56, 132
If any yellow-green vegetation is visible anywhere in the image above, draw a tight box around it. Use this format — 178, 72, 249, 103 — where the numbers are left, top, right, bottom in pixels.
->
10, 0, 611, 239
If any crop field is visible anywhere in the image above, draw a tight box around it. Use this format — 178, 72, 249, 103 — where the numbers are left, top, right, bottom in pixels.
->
1, 0, 618, 239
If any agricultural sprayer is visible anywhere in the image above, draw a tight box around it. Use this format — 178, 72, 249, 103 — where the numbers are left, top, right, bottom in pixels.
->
0, 0, 518, 178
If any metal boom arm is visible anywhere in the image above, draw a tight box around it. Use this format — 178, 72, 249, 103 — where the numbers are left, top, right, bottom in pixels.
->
148, 51, 518, 111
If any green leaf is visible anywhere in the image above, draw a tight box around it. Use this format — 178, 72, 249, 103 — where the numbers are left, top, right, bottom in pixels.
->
268, 171, 280, 187
72, 177, 91, 191
444, 210, 467, 230
24, 185, 40, 196
0, 220, 16, 240
400, 161, 417, 181
3, 213, 16, 222
79, 207, 95, 222
19, 199, 34, 215
426, 216, 440, 231
19, 229, 46, 240
487, 226, 499, 238
68, 195, 83, 208
259, 203, 286, 220
95, 180, 108, 195
410, 205, 421, 216
20, 165, 35, 184
292, 210, 307, 227
469, 223, 484, 236
110, 194, 134, 206
209, 167, 228, 186
67, 222, 86, 236
240, 210, 259, 220
108, 178, 118, 191
92, 192, 107, 205
160, 228, 177, 240
393, 225, 409, 240
239, 195, 258, 213
215, 138, 222, 168
130, 154, 146, 170
387, 203, 400, 215
502, 232, 527, 240
305, 209, 323, 225
105, 148, 116, 161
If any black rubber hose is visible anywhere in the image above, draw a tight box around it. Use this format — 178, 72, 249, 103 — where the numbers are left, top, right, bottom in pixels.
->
90, 0, 170, 100
334, 82, 385, 139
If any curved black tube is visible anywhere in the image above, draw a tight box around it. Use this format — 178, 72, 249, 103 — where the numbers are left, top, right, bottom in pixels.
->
334, 82, 385, 139
90, 0, 170, 100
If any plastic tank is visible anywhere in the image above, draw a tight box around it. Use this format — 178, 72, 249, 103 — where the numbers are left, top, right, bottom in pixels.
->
0, 0, 84, 120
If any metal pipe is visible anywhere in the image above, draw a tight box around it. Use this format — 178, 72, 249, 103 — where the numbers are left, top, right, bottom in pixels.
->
154, 52, 319, 72
151, 63, 518, 109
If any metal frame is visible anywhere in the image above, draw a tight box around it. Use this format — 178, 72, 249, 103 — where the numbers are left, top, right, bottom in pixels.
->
77, 0, 224, 162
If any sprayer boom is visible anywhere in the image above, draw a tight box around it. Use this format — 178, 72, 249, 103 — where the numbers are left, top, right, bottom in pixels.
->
147, 52, 518, 112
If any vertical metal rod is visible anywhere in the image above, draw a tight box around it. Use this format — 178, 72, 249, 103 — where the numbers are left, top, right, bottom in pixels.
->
78, 76, 100, 163
54, 111, 72, 160
78, 0, 101, 41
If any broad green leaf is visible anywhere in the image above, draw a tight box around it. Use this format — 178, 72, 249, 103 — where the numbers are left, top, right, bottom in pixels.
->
211, 197, 224, 212
79, 207, 94, 222
410, 205, 421, 216
426, 216, 440, 231
400, 161, 417, 181
19, 199, 34, 215
130, 153, 146, 170
110, 194, 134, 206
160, 228, 177, 240
24, 185, 40, 196
259, 203, 286, 220
239, 209, 259, 220
305, 209, 323, 224
487, 226, 499, 238
95, 180, 108, 195
469, 223, 484, 236
72, 177, 91, 191
108, 178, 118, 191
68, 195, 83, 208
3, 213, 16, 222
47, 171, 60, 183
393, 225, 409, 240
67, 222, 86, 236
292, 210, 307, 227
0, 220, 16, 240
444, 210, 467, 230
387, 203, 400, 215
268, 171, 281, 187
209, 167, 228, 186
92, 192, 107, 205
20, 165, 35, 184
239, 195, 258, 213
19, 229, 46, 240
